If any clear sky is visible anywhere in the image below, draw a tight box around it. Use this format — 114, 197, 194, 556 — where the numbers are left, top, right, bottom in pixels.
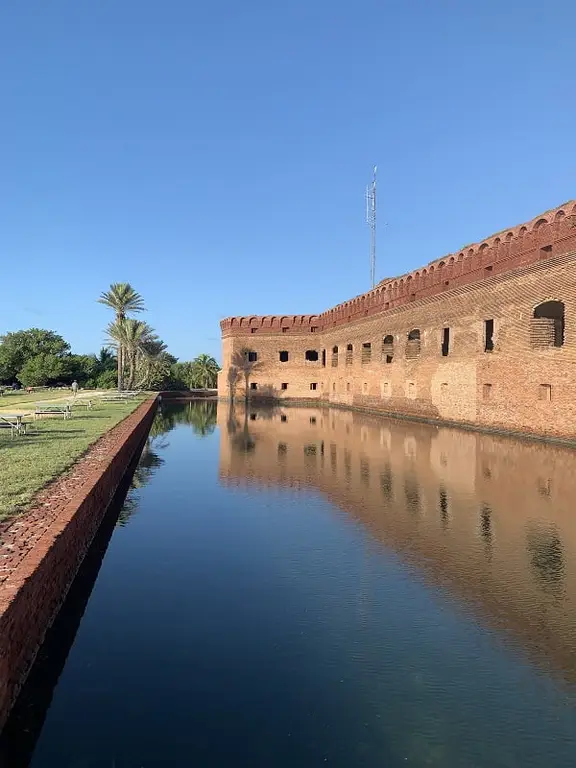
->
1, 1, 574, 362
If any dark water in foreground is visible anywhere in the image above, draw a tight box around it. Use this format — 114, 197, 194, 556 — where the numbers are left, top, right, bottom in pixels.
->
3, 400, 576, 767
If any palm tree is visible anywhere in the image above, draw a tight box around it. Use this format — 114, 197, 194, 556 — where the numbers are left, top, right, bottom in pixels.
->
189, 354, 220, 389
98, 283, 145, 390
106, 318, 155, 391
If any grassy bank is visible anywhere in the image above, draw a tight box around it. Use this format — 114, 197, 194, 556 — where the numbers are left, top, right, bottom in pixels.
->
0, 400, 145, 521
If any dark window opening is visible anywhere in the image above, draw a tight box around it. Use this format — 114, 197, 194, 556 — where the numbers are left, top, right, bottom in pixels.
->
247, 351, 258, 362
322, 349, 326, 367
310, 416, 317, 424
280, 414, 287, 422
382, 335, 394, 363
484, 265, 493, 275
361, 342, 372, 365
406, 329, 421, 359
441, 327, 450, 357
345, 344, 353, 365
532, 301, 565, 348
250, 327, 257, 333
281, 382, 288, 390
540, 245, 553, 257
249, 413, 257, 421
305, 350, 319, 361
279, 350, 289, 362
331, 346, 339, 367
484, 319, 494, 352
310, 382, 318, 391
282, 327, 289, 333
250, 382, 258, 390
311, 326, 318, 333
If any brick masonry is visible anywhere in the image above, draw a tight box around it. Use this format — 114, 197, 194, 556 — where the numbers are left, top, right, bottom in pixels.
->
0, 398, 158, 731
218, 201, 576, 440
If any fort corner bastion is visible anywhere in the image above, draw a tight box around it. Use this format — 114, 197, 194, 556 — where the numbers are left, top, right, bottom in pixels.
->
218, 201, 576, 441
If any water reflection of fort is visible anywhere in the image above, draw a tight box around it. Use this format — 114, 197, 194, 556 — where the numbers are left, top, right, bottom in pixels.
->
218, 403, 576, 684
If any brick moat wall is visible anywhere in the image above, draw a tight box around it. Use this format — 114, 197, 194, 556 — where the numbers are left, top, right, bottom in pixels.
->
0, 398, 158, 731
218, 202, 576, 440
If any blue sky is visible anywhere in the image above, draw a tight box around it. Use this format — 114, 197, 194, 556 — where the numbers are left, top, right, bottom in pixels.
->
1, 1, 574, 362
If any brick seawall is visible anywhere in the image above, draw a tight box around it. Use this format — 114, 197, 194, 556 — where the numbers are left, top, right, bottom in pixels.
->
0, 397, 158, 731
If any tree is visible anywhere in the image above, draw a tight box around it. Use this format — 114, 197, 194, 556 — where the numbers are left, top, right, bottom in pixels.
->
17, 354, 69, 387
98, 283, 145, 390
0, 329, 70, 383
188, 354, 220, 389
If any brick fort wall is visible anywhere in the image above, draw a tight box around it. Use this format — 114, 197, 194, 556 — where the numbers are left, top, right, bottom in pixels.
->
218, 201, 576, 440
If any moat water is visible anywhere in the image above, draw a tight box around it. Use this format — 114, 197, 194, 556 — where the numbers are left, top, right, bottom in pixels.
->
2, 400, 576, 767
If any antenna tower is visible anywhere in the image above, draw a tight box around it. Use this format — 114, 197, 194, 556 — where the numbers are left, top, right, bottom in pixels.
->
366, 166, 377, 288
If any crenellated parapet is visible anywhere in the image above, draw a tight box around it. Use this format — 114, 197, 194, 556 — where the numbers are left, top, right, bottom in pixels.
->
221, 200, 576, 335
220, 313, 320, 337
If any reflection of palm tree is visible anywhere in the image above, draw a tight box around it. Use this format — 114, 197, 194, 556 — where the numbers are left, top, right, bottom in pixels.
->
187, 400, 217, 436
228, 405, 256, 453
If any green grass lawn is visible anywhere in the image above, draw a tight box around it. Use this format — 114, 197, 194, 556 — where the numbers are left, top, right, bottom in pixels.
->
0, 400, 145, 521
0, 390, 81, 410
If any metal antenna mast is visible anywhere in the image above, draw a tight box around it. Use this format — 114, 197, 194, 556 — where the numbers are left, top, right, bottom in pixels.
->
366, 166, 377, 288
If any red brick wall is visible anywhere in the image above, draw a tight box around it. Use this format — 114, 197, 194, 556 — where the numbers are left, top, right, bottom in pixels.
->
0, 398, 158, 730
218, 202, 576, 440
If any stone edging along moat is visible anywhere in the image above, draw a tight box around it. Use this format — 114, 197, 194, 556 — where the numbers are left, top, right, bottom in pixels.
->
0, 397, 158, 731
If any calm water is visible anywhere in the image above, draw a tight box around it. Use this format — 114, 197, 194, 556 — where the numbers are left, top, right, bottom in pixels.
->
3, 400, 576, 767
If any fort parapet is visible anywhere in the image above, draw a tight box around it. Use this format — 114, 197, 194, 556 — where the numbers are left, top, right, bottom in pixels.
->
218, 201, 576, 440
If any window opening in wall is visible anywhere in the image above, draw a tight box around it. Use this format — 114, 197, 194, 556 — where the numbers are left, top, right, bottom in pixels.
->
483, 383, 492, 400
332, 382, 336, 392
346, 381, 351, 392
250, 413, 257, 420
382, 335, 394, 363
250, 382, 258, 390
281, 382, 288, 390
282, 327, 289, 333
531, 301, 565, 347
251, 328, 257, 333
279, 350, 289, 362
311, 326, 318, 333
310, 382, 318, 390
362, 382, 369, 394
381, 381, 390, 397
441, 382, 448, 396
247, 351, 258, 362
484, 319, 494, 352
484, 265, 493, 275
310, 416, 317, 424
539, 384, 552, 401
305, 350, 319, 361
331, 346, 339, 367
406, 329, 421, 359
361, 342, 372, 364
540, 245, 553, 259
441, 327, 450, 357
322, 349, 326, 367
280, 414, 287, 422
345, 344, 353, 365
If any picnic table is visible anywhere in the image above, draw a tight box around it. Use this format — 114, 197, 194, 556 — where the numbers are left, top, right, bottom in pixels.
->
69, 398, 93, 410
0, 413, 28, 436
34, 403, 72, 420
99, 392, 138, 402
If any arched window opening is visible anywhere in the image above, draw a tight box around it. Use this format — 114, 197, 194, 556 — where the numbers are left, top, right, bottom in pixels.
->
382, 335, 394, 363
406, 329, 421, 359
331, 346, 339, 367
531, 302, 565, 348
345, 344, 353, 365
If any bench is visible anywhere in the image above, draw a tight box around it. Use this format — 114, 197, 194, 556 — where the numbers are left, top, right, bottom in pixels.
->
69, 399, 93, 410
0, 414, 28, 436
34, 403, 72, 420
